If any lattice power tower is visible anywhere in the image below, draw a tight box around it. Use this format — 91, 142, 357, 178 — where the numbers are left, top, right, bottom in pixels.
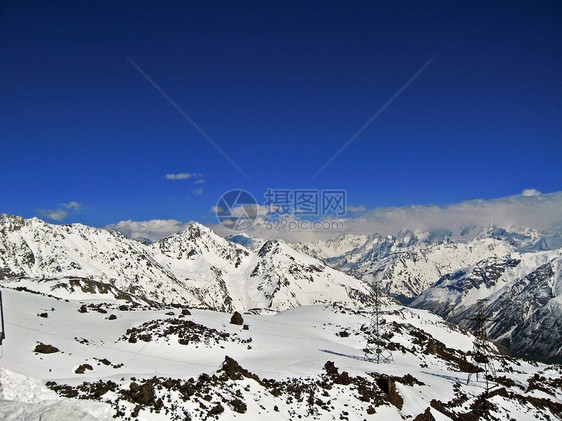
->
466, 299, 496, 392
365, 279, 393, 363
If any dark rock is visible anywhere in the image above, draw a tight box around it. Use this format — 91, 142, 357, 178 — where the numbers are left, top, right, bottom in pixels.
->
75, 364, 93, 374
414, 407, 436, 421
230, 311, 244, 325
324, 361, 339, 376
34, 343, 59, 354
127, 379, 156, 406
220, 356, 262, 384
209, 403, 224, 415
230, 398, 247, 413
336, 371, 351, 385
376, 376, 403, 409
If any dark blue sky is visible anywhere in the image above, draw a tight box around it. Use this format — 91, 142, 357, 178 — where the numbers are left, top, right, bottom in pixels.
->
1, 1, 561, 227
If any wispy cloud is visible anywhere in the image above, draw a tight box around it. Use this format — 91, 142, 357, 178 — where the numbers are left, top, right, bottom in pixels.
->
166, 173, 206, 196
62, 201, 83, 211
37, 209, 68, 222
36, 201, 84, 222
165, 172, 203, 180
309, 56, 436, 181
107, 190, 562, 244
127, 57, 251, 181
347, 205, 367, 213
105, 219, 192, 242
521, 188, 541, 197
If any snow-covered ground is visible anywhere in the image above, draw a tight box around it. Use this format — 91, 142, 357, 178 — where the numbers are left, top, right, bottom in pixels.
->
0, 286, 560, 420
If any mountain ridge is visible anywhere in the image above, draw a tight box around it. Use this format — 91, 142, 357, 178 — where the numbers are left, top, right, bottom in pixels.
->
0, 214, 375, 312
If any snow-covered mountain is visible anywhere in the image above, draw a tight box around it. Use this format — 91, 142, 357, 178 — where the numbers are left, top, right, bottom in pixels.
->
412, 250, 562, 362
296, 227, 522, 303
149, 223, 374, 311
0, 214, 191, 305
295, 225, 562, 362
0, 214, 374, 311
1, 215, 561, 419
1, 286, 561, 420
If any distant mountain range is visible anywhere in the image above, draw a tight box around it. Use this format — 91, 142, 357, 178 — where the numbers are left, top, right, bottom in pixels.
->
295, 226, 562, 362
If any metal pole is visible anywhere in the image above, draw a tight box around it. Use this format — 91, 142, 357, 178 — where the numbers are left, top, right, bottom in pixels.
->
0, 291, 4, 344
0, 290, 4, 396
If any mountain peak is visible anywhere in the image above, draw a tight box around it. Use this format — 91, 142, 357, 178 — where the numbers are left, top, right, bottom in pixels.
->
184, 222, 216, 237
0, 213, 26, 231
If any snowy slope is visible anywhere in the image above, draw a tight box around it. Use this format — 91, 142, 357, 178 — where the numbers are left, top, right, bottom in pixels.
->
0, 287, 560, 420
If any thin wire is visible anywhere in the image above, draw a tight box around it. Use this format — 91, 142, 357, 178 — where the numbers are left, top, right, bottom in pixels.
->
7, 321, 217, 369
309, 56, 436, 182
127, 57, 252, 182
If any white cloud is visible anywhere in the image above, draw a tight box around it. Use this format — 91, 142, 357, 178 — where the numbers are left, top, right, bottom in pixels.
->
521, 188, 541, 197
191, 188, 204, 196
347, 205, 367, 213
338, 191, 562, 238
165, 173, 203, 180
38, 209, 68, 221
105, 219, 192, 242
36, 201, 84, 222
62, 201, 83, 211
194, 179, 206, 185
